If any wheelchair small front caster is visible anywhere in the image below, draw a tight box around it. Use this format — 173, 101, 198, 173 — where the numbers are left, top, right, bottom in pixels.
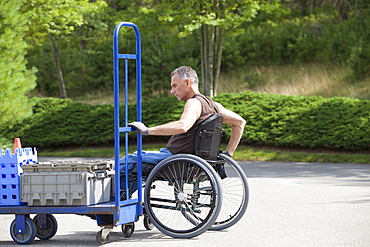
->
144, 215, 154, 230
122, 222, 135, 238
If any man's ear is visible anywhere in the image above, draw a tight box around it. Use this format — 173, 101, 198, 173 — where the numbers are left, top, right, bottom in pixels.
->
185, 79, 191, 88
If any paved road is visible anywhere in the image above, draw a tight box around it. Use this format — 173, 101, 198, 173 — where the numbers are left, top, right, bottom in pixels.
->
1, 158, 370, 246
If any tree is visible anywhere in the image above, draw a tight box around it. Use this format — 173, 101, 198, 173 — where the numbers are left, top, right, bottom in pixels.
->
0, 0, 36, 127
153, 0, 259, 97
22, 0, 107, 98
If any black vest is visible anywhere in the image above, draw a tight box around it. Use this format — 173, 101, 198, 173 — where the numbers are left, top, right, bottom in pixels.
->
166, 94, 219, 154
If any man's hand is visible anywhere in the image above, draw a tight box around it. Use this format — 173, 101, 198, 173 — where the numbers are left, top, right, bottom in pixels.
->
222, 151, 232, 157
128, 122, 149, 135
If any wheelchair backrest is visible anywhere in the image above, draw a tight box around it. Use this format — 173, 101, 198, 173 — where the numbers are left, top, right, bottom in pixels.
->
194, 113, 223, 161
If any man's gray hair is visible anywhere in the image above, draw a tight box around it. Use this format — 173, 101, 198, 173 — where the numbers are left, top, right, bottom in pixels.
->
170, 66, 199, 86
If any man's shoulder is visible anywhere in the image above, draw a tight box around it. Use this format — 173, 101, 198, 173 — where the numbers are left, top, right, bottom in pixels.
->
193, 94, 214, 102
186, 97, 202, 106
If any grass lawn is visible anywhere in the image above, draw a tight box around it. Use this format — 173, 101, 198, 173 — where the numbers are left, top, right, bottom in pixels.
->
39, 143, 370, 164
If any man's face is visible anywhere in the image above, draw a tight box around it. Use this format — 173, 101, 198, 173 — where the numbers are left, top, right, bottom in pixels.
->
170, 73, 190, 101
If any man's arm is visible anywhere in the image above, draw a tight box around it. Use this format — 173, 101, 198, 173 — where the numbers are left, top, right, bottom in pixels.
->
214, 102, 246, 156
147, 98, 201, 135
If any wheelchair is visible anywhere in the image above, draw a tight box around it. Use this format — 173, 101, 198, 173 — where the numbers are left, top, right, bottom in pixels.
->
142, 114, 249, 238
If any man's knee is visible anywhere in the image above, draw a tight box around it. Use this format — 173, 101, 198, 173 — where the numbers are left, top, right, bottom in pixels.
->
142, 163, 156, 176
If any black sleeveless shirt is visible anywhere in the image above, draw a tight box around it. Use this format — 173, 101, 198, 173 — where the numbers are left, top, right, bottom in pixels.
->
166, 94, 219, 154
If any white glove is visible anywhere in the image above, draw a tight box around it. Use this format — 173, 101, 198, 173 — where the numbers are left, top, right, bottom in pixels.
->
128, 122, 149, 135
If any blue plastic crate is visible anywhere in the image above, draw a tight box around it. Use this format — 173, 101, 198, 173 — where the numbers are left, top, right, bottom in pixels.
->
0, 162, 20, 173
0, 147, 37, 206
1, 173, 19, 183
0, 184, 24, 205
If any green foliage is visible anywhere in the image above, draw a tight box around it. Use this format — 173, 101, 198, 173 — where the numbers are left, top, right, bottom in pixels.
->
142, 97, 184, 125
0, 0, 37, 127
3, 98, 114, 147
346, 10, 370, 78
0, 137, 12, 150
1, 96, 182, 148
19, 0, 370, 98
140, 31, 201, 99
348, 41, 370, 79
223, 8, 370, 79
214, 92, 370, 150
154, 0, 259, 34
1, 93, 369, 151
22, 0, 107, 37
30, 97, 73, 114
21, 0, 108, 98
223, 14, 325, 67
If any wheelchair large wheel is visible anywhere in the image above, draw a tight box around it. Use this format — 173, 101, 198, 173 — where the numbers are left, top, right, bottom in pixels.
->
211, 153, 249, 230
144, 154, 222, 238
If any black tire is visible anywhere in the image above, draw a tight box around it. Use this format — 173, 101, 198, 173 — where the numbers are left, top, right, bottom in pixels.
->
143, 215, 154, 230
96, 229, 111, 244
144, 154, 222, 238
122, 223, 135, 238
211, 154, 249, 230
33, 214, 58, 240
10, 216, 37, 245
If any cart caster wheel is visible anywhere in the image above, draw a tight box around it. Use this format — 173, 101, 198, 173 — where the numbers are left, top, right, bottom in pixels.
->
33, 214, 58, 240
143, 215, 154, 230
96, 229, 111, 244
122, 223, 135, 238
10, 217, 37, 245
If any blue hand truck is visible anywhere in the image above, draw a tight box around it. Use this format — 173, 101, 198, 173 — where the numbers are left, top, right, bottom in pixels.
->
0, 22, 145, 245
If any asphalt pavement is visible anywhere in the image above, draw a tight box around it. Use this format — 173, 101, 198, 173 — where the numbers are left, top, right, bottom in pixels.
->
1, 158, 369, 246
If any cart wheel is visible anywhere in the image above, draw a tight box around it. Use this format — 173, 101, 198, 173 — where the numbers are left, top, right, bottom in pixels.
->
10, 217, 37, 245
143, 215, 154, 230
122, 223, 135, 238
96, 229, 111, 244
33, 214, 58, 240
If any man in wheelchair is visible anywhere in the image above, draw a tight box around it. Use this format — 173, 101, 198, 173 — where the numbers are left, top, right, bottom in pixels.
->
121, 66, 246, 199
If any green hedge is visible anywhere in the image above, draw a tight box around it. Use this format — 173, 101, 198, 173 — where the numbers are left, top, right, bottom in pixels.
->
1, 97, 183, 148
214, 92, 370, 150
2, 92, 369, 150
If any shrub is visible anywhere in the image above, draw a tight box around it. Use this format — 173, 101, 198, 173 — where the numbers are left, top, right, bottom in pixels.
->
1, 93, 369, 151
214, 92, 370, 150
1, 97, 183, 148
2, 99, 113, 148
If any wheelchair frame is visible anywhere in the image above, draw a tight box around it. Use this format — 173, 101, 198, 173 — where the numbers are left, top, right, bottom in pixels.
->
143, 114, 249, 237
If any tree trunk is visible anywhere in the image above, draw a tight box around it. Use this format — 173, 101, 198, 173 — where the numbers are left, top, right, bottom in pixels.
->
337, 0, 349, 22
213, 26, 224, 96
49, 33, 67, 99
201, 24, 215, 97
200, 26, 212, 98
199, 0, 226, 97
300, 0, 308, 16
201, 23, 225, 97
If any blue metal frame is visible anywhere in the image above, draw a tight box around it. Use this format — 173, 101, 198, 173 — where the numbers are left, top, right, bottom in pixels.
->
113, 21, 143, 223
